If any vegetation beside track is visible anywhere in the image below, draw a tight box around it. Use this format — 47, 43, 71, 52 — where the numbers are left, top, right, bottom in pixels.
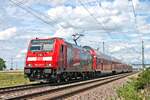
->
117, 68, 150, 100
0, 71, 31, 88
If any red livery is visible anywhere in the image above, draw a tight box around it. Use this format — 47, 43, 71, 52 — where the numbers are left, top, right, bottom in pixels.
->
24, 37, 132, 82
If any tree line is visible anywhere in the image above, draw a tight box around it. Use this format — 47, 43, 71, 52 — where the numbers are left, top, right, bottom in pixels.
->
0, 58, 6, 70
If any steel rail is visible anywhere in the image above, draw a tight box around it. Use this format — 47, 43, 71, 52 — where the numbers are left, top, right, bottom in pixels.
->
0, 83, 50, 94
7, 72, 135, 100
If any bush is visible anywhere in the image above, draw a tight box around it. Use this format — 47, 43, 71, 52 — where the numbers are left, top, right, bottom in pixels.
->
135, 68, 150, 90
117, 81, 142, 100
117, 68, 150, 100
0, 58, 6, 70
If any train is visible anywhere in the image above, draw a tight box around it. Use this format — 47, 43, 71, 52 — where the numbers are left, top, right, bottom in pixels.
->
24, 37, 132, 82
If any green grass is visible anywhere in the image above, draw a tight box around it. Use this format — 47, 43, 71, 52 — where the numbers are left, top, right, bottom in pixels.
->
117, 68, 150, 100
0, 71, 31, 88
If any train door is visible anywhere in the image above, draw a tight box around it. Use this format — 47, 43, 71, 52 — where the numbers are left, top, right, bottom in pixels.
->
60, 45, 67, 71
93, 56, 97, 70
67, 46, 73, 69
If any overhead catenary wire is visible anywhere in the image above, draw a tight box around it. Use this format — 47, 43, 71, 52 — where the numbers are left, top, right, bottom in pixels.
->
78, 0, 142, 58
78, 0, 131, 57
78, 0, 113, 38
130, 0, 145, 66
9, 0, 53, 26
96, 0, 130, 38
15, 0, 61, 26
9, 0, 144, 65
130, 0, 137, 25
130, 0, 142, 39
78, 0, 133, 54
9, 0, 65, 29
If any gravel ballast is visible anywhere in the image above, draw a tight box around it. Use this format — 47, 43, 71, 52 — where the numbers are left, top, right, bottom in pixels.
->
65, 73, 138, 100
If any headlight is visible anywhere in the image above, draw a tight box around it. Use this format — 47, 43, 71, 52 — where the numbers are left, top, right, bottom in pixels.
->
27, 57, 36, 61
48, 64, 51, 67
46, 64, 51, 67
27, 64, 32, 67
43, 57, 52, 61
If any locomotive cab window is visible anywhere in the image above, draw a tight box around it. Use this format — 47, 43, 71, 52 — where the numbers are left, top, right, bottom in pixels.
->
30, 45, 42, 51
30, 39, 54, 52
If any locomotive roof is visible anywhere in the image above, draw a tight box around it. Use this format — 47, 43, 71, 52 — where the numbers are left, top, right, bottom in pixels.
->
32, 37, 64, 40
97, 51, 122, 63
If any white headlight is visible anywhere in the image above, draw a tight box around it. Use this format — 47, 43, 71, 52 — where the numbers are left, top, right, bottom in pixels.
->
27, 64, 32, 67
27, 57, 36, 61
43, 57, 52, 61
48, 64, 51, 66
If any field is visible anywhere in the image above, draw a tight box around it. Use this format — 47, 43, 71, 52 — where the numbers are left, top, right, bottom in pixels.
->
0, 71, 31, 88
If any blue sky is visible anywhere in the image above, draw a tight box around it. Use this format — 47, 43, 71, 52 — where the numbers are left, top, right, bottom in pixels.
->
0, 0, 150, 69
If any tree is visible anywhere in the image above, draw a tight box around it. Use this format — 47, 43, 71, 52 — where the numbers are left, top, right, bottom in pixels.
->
0, 58, 6, 70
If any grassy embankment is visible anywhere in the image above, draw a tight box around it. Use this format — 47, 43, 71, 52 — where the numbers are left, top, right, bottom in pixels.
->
0, 71, 31, 88
117, 68, 150, 100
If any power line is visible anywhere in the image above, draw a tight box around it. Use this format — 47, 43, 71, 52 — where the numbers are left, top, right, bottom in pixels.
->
130, 0, 137, 23
9, 0, 64, 28
78, 0, 132, 41
15, 0, 61, 26
96, 0, 119, 29
78, 0, 113, 38
130, 0, 145, 67
78, 0, 135, 61
130, 0, 142, 39
9, 0, 52, 25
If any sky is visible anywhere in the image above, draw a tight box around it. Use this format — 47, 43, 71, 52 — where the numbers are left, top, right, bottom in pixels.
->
0, 0, 150, 69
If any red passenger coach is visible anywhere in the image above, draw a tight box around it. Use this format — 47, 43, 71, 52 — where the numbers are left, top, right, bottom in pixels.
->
83, 46, 132, 75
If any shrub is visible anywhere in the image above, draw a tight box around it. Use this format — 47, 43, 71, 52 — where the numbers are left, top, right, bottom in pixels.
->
117, 81, 142, 100
117, 68, 150, 100
135, 68, 150, 90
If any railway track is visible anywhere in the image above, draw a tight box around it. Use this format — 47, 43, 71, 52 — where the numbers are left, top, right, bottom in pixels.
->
0, 83, 50, 94
0, 78, 84, 95
1, 72, 135, 100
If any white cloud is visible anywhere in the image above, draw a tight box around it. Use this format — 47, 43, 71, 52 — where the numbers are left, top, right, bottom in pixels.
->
1, 0, 150, 68
145, 44, 150, 49
113, 0, 129, 10
16, 54, 22, 59
109, 46, 125, 52
138, 24, 150, 34
48, 0, 68, 6
0, 27, 17, 40
47, 4, 132, 39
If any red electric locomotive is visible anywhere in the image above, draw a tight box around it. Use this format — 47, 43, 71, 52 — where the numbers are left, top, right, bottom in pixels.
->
24, 37, 93, 82
24, 37, 132, 82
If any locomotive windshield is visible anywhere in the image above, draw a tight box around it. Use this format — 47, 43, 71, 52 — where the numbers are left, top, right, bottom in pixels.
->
30, 39, 54, 52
